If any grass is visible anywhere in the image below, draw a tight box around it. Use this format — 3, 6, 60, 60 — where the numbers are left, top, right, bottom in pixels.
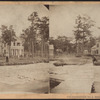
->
53, 55, 92, 66
0, 55, 92, 66
0, 57, 49, 66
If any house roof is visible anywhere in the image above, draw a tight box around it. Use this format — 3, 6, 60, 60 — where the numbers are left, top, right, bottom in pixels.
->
14, 37, 24, 43
91, 45, 96, 49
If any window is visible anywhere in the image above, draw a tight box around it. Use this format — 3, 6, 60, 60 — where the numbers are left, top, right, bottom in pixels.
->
97, 43, 99, 47
17, 43, 20, 46
13, 42, 15, 46
97, 50, 98, 54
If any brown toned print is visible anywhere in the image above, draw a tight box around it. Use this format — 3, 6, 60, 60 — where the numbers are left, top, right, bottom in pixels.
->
0, 1, 100, 99
0, 3, 49, 94
49, 3, 100, 94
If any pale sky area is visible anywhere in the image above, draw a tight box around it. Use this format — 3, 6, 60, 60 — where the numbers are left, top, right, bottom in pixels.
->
50, 4, 100, 39
0, 4, 48, 36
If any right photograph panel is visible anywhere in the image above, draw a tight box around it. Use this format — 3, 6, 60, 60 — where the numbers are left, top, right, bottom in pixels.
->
49, 3, 100, 93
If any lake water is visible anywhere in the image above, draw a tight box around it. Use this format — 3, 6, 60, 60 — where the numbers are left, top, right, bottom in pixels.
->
50, 61, 96, 93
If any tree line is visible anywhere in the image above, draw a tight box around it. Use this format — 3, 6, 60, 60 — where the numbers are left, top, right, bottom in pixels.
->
49, 14, 97, 56
0, 12, 49, 58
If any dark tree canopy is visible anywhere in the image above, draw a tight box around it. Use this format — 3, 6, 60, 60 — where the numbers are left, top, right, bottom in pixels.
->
1, 25, 16, 46
21, 11, 49, 57
73, 15, 95, 54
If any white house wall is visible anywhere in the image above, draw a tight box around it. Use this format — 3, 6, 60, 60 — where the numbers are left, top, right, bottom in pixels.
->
1, 38, 24, 57
98, 43, 100, 55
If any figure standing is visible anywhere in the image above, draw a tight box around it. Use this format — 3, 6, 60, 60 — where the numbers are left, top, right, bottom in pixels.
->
6, 52, 9, 62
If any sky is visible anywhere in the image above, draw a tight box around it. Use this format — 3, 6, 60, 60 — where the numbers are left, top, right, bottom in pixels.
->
50, 4, 100, 39
0, 4, 48, 36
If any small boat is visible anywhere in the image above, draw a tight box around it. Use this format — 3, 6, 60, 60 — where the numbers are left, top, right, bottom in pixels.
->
53, 62, 67, 66
94, 61, 100, 66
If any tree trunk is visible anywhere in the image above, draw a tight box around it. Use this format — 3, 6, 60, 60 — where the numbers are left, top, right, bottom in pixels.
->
82, 32, 85, 54
76, 39, 78, 55
41, 40, 44, 57
29, 39, 31, 57
9, 45, 11, 57
41, 34, 45, 58
32, 40, 34, 57
34, 41, 36, 57
28, 42, 30, 57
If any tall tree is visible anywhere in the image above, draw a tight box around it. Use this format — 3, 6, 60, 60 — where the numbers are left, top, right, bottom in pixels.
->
20, 28, 31, 54
0, 25, 16, 56
28, 12, 40, 57
39, 16, 49, 57
73, 15, 95, 55
21, 12, 49, 58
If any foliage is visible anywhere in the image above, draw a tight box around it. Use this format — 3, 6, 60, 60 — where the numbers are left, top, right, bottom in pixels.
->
73, 15, 95, 54
1, 25, 16, 46
49, 36, 74, 53
39, 16, 49, 42
21, 12, 49, 57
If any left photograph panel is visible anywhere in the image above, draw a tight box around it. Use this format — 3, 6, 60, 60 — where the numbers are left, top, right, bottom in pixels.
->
0, 3, 49, 93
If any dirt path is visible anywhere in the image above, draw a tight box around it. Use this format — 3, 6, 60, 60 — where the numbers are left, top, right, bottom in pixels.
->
50, 62, 94, 93
0, 63, 49, 93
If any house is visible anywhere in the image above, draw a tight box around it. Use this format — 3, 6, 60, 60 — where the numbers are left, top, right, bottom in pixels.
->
83, 50, 89, 55
49, 44, 54, 58
91, 40, 100, 55
2, 37, 24, 57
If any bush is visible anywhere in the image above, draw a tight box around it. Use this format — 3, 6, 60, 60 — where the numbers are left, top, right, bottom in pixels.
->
85, 54, 92, 56
76, 55, 81, 57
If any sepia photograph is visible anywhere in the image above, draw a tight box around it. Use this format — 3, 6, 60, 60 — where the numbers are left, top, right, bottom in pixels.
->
0, 4, 49, 94
1, 1, 100, 99
49, 3, 100, 93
